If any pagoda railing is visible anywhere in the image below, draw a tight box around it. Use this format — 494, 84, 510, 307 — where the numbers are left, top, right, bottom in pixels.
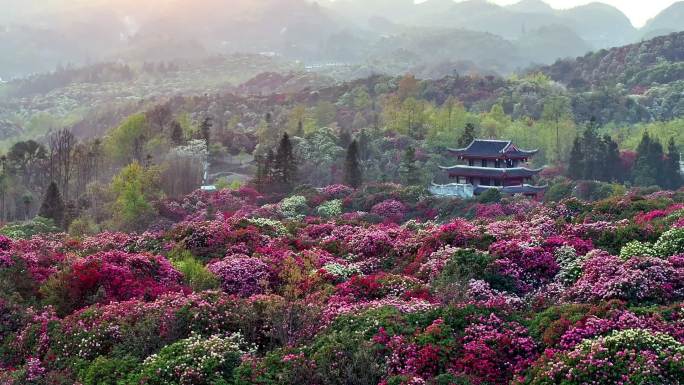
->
429, 182, 475, 198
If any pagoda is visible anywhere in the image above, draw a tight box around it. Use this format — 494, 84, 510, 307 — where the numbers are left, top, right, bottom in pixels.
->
430, 139, 547, 198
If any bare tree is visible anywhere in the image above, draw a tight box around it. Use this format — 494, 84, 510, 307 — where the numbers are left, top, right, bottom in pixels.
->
49, 129, 77, 202
146, 104, 173, 135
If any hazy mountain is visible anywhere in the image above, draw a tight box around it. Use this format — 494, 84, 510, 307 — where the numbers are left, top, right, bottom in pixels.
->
506, 0, 554, 14
517, 24, 592, 65
2, 0, 683, 81
561, 2, 637, 47
643, 1, 684, 36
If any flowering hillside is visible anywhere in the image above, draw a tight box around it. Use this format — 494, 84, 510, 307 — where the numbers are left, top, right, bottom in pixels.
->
2, 184, 684, 385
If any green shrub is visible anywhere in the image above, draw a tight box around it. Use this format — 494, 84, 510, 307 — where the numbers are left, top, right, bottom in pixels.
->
171, 251, 219, 291
478, 188, 501, 203
68, 217, 100, 237
0, 217, 60, 239
544, 181, 574, 202
79, 356, 139, 385
433, 249, 493, 298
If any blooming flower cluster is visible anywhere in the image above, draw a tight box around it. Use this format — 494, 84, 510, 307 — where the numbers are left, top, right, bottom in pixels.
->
2, 186, 684, 385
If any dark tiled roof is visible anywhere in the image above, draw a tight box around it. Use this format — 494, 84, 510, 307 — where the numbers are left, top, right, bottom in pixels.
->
449, 139, 538, 158
439, 165, 544, 178
475, 184, 548, 195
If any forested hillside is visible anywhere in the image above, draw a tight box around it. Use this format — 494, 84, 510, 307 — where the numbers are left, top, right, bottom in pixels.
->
542, 31, 684, 90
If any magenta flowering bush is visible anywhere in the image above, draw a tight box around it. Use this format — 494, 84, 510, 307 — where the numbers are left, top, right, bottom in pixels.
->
322, 184, 354, 199
455, 313, 537, 385
208, 254, 272, 297
488, 240, 559, 294
475, 203, 506, 219
371, 199, 407, 223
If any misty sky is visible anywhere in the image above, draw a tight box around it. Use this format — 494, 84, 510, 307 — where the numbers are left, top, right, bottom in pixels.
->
479, 0, 680, 27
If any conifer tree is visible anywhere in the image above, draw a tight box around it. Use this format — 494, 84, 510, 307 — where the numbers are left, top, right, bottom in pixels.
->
581, 120, 601, 180
339, 128, 352, 148
265, 149, 275, 180
649, 138, 666, 188
344, 140, 363, 188
39, 182, 65, 228
633, 132, 658, 187
458, 123, 476, 147
274, 133, 297, 192
568, 137, 584, 180
603, 135, 623, 182
399, 146, 421, 186
666, 137, 682, 190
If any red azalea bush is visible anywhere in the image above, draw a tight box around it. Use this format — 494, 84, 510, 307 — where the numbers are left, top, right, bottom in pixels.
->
41, 250, 185, 315
454, 313, 537, 385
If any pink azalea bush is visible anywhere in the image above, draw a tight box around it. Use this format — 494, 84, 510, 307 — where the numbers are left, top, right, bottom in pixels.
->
371, 199, 407, 223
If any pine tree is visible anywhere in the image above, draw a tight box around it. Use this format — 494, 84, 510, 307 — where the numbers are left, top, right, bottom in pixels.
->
666, 137, 682, 190
39, 182, 65, 228
344, 140, 363, 188
650, 139, 666, 188
458, 123, 476, 147
581, 120, 600, 180
633, 132, 658, 187
274, 133, 297, 192
568, 137, 584, 180
603, 135, 622, 182
399, 146, 421, 186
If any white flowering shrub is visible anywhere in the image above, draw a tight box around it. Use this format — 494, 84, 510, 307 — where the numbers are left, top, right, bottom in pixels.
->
322, 262, 360, 280
619, 240, 656, 260
280, 195, 309, 219
316, 200, 342, 218
244, 217, 288, 237
654, 227, 684, 257
130, 333, 253, 385
555, 246, 585, 285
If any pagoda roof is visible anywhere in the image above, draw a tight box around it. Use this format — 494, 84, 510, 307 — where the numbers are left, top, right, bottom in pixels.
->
448, 139, 538, 159
438, 165, 544, 178
475, 184, 548, 195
